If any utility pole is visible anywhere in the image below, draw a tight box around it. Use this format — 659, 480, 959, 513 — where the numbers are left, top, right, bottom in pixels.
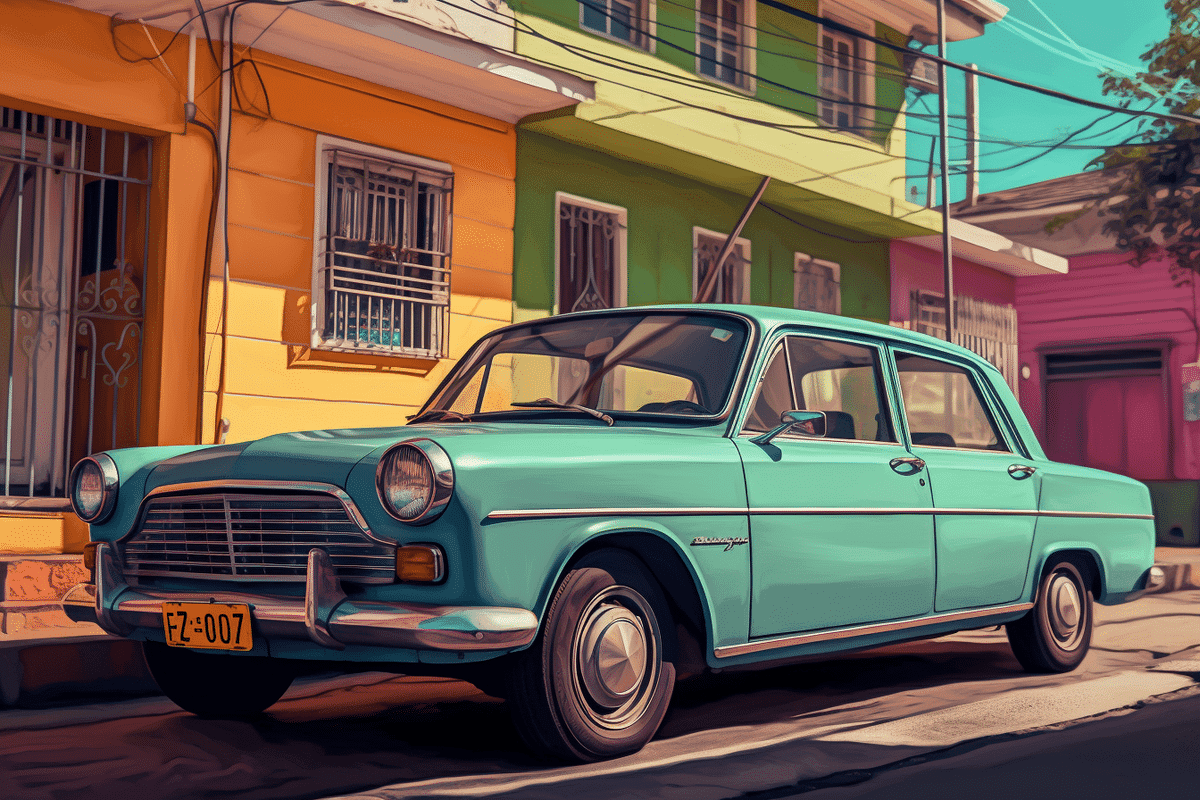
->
936, 0, 955, 343
965, 62, 980, 208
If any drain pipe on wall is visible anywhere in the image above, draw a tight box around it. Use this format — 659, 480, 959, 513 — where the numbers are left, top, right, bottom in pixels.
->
212, 9, 233, 444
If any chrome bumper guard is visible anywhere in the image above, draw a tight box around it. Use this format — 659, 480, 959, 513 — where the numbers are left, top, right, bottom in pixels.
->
62, 543, 538, 652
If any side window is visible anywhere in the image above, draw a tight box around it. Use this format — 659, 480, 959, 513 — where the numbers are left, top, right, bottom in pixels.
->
895, 353, 1006, 451
742, 336, 894, 442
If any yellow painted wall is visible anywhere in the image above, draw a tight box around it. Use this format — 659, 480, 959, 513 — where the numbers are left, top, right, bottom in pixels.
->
200, 51, 517, 443
0, 0, 518, 550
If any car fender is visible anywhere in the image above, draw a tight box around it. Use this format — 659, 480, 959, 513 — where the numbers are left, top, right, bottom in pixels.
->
528, 514, 748, 658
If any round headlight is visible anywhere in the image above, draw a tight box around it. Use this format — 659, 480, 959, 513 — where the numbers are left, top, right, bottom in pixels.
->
376, 439, 453, 524
70, 454, 118, 524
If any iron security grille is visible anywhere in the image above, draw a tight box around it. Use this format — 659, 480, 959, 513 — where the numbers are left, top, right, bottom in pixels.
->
910, 290, 1019, 392
0, 106, 150, 505
124, 493, 396, 583
317, 149, 452, 359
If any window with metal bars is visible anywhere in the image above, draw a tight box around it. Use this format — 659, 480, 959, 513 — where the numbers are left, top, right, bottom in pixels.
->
315, 142, 453, 359
580, 0, 651, 48
557, 197, 625, 313
692, 228, 750, 304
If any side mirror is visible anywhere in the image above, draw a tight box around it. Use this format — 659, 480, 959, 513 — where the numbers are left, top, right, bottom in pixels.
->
750, 409, 827, 446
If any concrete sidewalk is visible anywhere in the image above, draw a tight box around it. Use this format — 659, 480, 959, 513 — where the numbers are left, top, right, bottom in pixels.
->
2, 547, 1199, 708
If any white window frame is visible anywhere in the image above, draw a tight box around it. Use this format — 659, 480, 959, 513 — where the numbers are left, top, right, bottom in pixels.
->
692, 226, 751, 304
311, 134, 454, 358
694, 0, 757, 93
793, 253, 841, 315
579, 0, 657, 52
817, 1, 876, 134
554, 191, 628, 315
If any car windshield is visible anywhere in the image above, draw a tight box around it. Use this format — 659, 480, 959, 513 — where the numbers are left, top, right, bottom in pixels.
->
422, 312, 751, 420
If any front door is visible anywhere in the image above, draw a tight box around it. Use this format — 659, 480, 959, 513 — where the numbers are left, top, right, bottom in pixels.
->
893, 350, 1038, 612
738, 334, 936, 638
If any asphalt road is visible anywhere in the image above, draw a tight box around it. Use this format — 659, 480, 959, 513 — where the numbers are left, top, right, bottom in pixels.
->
2, 590, 1198, 800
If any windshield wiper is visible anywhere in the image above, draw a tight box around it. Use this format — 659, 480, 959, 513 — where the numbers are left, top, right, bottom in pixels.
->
510, 398, 614, 426
407, 409, 473, 424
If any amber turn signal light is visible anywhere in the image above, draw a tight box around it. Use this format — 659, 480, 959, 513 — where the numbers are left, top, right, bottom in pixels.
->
395, 544, 446, 583
82, 542, 99, 573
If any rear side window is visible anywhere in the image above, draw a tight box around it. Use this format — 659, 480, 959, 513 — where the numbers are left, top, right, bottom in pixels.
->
894, 352, 1007, 451
743, 335, 895, 443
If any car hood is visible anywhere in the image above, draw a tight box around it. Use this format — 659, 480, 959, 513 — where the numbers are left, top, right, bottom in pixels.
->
144, 421, 721, 491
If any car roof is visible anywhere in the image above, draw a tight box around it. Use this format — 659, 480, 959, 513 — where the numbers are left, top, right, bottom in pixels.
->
544, 304, 1006, 377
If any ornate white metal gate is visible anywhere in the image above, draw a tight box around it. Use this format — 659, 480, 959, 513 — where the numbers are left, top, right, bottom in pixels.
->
0, 107, 149, 505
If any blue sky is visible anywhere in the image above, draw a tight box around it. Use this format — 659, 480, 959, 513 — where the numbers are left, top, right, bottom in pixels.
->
906, 0, 1172, 200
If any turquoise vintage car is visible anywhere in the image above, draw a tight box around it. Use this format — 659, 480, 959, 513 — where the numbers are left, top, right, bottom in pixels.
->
64, 305, 1162, 761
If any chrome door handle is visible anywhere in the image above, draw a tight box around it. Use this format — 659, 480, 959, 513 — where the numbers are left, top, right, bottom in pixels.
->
1008, 464, 1037, 480
889, 456, 926, 475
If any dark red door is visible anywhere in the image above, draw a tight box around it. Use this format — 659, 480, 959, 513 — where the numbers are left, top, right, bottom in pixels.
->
1044, 374, 1169, 480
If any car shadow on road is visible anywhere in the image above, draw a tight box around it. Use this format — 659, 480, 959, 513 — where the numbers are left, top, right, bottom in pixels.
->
659, 636, 1025, 738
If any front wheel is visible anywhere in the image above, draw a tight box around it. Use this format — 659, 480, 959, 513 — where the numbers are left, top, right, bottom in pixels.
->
507, 550, 677, 762
143, 642, 295, 717
1006, 559, 1093, 673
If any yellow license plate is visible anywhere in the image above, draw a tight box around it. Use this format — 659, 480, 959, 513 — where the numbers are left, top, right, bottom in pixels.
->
162, 602, 253, 651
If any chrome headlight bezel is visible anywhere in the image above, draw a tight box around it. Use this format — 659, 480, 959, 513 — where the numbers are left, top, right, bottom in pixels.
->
69, 454, 119, 524
375, 439, 454, 525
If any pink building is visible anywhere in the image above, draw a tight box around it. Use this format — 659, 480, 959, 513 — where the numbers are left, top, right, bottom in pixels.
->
889, 218, 1067, 393
957, 169, 1200, 546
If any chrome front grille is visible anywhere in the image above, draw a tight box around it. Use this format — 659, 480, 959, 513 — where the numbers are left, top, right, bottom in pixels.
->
123, 492, 396, 584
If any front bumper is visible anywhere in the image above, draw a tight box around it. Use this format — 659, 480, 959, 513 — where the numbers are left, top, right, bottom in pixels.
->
63, 543, 538, 653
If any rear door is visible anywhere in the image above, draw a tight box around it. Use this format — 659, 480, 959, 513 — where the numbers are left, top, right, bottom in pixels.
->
891, 349, 1038, 612
736, 332, 936, 638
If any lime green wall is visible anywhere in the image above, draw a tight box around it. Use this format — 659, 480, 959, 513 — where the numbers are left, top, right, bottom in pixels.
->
515, 130, 890, 320
508, 0, 906, 144
755, 0, 819, 123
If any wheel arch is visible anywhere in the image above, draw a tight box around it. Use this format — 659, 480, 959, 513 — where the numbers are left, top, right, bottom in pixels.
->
537, 524, 715, 676
1034, 545, 1106, 600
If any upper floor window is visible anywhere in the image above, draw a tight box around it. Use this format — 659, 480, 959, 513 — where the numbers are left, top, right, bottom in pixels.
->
818, 6, 874, 132
794, 253, 841, 315
556, 192, 628, 314
697, 0, 755, 90
580, 0, 653, 49
693, 227, 750, 304
314, 137, 453, 359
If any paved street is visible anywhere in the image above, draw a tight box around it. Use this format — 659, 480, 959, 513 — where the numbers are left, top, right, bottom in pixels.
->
2, 590, 1198, 800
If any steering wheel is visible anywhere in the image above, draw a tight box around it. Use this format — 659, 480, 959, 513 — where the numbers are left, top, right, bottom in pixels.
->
639, 399, 710, 415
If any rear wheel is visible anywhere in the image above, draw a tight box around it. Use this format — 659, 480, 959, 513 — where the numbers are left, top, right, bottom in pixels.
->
507, 550, 677, 762
1006, 559, 1093, 673
143, 642, 295, 717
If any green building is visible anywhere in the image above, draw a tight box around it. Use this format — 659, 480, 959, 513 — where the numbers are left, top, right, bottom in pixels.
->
508, 0, 1006, 322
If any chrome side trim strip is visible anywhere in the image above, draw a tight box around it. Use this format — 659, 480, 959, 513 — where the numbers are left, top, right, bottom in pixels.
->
714, 601, 1035, 659
485, 507, 748, 521
484, 507, 1155, 522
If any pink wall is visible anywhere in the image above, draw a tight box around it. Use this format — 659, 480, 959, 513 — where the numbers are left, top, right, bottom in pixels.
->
1015, 251, 1200, 481
888, 240, 1017, 324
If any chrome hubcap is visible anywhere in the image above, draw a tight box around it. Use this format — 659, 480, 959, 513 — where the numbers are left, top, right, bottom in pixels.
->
1046, 572, 1084, 649
572, 585, 660, 729
579, 606, 648, 707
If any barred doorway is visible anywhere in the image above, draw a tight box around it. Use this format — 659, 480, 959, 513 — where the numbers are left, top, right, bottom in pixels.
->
0, 107, 150, 504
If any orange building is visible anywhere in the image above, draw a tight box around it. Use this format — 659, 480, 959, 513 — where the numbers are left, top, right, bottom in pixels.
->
0, 0, 591, 560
